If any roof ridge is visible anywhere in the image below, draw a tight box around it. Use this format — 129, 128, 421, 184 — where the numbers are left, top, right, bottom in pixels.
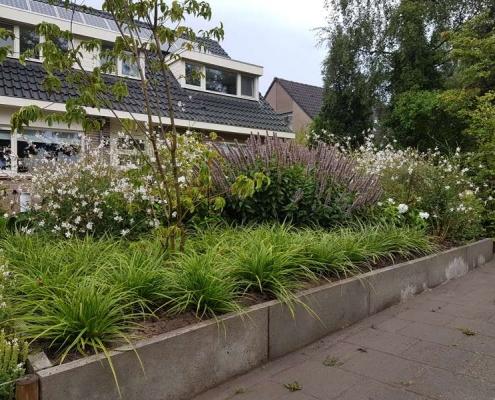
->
275, 77, 323, 90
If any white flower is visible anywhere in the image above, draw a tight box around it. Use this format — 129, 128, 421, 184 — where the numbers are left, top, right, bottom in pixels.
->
387, 198, 395, 204
120, 229, 129, 236
86, 222, 93, 230
178, 176, 186, 184
419, 211, 430, 220
397, 204, 409, 214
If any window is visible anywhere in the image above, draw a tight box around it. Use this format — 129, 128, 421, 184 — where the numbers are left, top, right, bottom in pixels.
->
113, 134, 145, 167
0, 131, 11, 170
0, 23, 14, 55
205, 66, 237, 95
121, 52, 140, 78
19, 26, 40, 59
16, 130, 81, 173
54, 37, 69, 52
241, 75, 255, 97
100, 42, 116, 72
185, 62, 201, 87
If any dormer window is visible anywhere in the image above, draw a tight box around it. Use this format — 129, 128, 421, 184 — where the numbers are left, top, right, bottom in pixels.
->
176, 56, 260, 100
241, 75, 254, 97
0, 23, 14, 54
205, 66, 237, 95
185, 62, 201, 87
19, 25, 39, 59
99, 43, 142, 79
100, 42, 115, 71
54, 37, 69, 52
121, 52, 140, 78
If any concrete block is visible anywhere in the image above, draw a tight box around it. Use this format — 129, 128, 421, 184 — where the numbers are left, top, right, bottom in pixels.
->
426, 246, 468, 288
27, 351, 52, 373
466, 238, 493, 270
38, 304, 269, 400
268, 277, 369, 359
366, 257, 430, 315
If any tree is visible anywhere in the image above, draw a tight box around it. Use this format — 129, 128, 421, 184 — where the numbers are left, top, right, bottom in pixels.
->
0, 0, 224, 251
312, 27, 374, 146
316, 0, 491, 149
446, 9, 495, 233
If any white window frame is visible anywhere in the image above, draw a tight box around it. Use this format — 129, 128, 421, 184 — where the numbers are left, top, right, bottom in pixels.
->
118, 51, 144, 79
17, 24, 43, 62
184, 61, 203, 88
182, 61, 258, 100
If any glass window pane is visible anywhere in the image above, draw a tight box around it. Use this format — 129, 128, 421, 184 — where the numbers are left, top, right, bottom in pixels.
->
121, 53, 139, 77
206, 67, 237, 95
241, 75, 254, 97
19, 26, 40, 59
0, 23, 14, 54
185, 62, 201, 86
55, 37, 69, 52
100, 42, 116, 73
0, 130, 11, 170
17, 130, 81, 173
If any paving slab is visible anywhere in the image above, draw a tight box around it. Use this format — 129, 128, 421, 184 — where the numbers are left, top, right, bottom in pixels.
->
192, 259, 495, 400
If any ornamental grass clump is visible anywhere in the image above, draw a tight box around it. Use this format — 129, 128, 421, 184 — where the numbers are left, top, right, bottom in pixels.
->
228, 225, 317, 304
164, 250, 240, 318
16, 280, 141, 363
106, 251, 168, 313
0, 331, 28, 400
211, 135, 382, 226
301, 224, 435, 279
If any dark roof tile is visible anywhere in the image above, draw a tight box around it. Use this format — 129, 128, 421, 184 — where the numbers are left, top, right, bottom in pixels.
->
270, 78, 324, 120
0, 58, 290, 133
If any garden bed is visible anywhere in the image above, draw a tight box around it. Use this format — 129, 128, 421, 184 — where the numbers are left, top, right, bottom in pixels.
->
29, 238, 493, 400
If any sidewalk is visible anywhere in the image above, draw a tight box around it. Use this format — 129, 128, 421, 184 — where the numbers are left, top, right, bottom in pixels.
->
193, 260, 495, 400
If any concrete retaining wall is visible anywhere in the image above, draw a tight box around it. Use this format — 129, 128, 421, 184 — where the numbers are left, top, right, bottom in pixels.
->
34, 239, 493, 400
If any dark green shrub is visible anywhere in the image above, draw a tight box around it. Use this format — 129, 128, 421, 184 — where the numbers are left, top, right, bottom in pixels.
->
212, 136, 381, 227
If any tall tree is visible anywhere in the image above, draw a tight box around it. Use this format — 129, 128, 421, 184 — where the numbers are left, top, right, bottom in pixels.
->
312, 27, 374, 146
315, 0, 491, 150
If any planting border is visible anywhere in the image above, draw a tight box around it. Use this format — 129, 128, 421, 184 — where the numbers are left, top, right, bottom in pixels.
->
30, 239, 493, 400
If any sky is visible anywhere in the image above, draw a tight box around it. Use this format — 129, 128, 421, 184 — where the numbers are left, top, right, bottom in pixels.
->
83, 0, 328, 94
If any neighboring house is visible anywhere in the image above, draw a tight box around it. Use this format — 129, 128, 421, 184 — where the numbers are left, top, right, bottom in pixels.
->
265, 78, 323, 133
0, 0, 292, 180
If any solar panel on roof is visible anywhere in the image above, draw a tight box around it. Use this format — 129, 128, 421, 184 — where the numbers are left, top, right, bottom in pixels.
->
0, 0, 29, 10
106, 19, 118, 31
83, 13, 109, 29
56, 6, 83, 23
29, 0, 56, 16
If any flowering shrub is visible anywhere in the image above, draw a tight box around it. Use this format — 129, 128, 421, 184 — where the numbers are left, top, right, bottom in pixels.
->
352, 135, 485, 241
11, 133, 220, 240
211, 135, 382, 226
0, 330, 28, 400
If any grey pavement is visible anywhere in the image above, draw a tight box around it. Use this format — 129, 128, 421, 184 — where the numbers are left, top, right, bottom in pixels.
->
193, 259, 495, 400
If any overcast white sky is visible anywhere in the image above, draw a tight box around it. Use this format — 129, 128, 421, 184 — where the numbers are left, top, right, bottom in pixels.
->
84, 0, 327, 94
